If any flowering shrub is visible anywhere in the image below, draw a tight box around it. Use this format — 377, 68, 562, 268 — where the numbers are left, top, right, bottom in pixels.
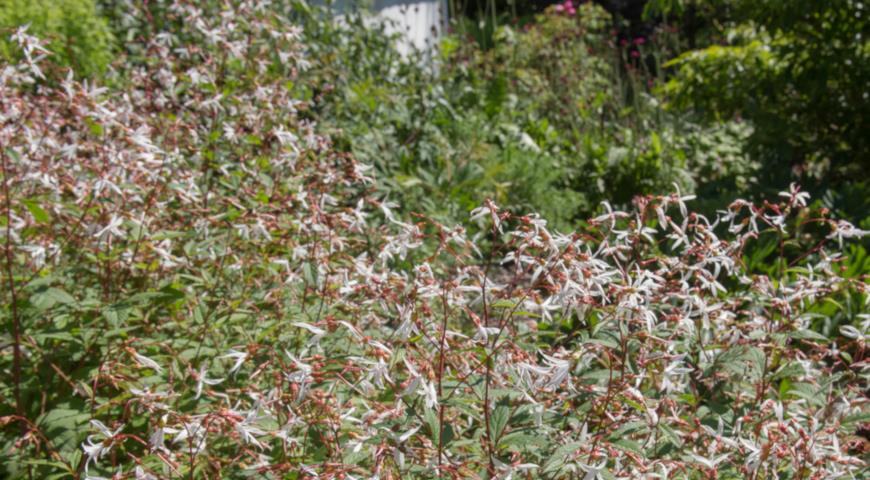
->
552, 0, 578, 16
1, 1, 869, 479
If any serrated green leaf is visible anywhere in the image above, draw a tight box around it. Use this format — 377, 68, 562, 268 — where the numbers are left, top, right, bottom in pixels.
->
789, 329, 827, 342
490, 405, 510, 443
541, 441, 583, 474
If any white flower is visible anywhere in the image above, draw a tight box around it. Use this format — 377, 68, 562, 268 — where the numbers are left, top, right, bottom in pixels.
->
20, 244, 46, 268
591, 201, 629, 228
493, 458, 538, 480
740, 438, 762, 472
284, 352, 313, 402
422, 380, 438, 409
132, 351, 162, 373
93, 215, 125, 241
687, 453, 730, 469
671, 183, 697, 218
221, 349, 248, 374
135, 466, 158, 480
778, 183, 811, 207
236, 415, 268, 450
81, 420, 122, 473
469, 199, 503, 232
194, 365, 225, 399
397, 426, 420, 443
828, 220, 869, 248
578, 460, 607, 480
292, 322, 325, 346
661, 355, 693, 392
840, 325, 867, 342
149, 426, 166, 453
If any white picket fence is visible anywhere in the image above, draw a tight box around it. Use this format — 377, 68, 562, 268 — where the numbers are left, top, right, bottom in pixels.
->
324, 0, 448, 56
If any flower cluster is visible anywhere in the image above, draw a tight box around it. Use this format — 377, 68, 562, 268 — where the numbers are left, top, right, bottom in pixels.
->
552, 0, 578, 17
1, 1, 868, 479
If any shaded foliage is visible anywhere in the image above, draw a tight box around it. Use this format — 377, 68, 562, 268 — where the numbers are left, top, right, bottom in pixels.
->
663, 0, 870, 195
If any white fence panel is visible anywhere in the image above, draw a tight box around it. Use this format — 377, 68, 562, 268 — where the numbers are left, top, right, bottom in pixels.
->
324, 0, 448, 56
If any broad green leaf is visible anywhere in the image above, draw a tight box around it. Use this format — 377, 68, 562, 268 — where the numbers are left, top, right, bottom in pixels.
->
23, 199, 50, 223
489, 405, 510, 443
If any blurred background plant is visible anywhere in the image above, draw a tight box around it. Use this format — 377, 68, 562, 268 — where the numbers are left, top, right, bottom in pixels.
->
294, 1, 725, 232
0, 0, 114, 78
13, 0, 862, 232
657, 0, 870, 214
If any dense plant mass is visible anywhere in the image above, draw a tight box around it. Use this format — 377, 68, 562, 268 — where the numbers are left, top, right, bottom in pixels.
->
1, 1, 869, 479
300, 2, 712, 229
663, 0, 870, 183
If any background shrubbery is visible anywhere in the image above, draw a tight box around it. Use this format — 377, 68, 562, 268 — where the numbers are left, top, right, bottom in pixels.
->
298, 3, 718, 230
661, 0, 870, 213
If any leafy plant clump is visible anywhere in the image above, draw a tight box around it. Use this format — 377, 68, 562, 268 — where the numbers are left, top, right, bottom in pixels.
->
299, 2, 718, 231
1, 1, 869, 479
663, 0, 870, 190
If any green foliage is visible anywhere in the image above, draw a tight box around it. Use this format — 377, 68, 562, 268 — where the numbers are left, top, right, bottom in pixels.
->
664, 0, 870, 186
0, 0, 114, 77
1, 1, 868, 478
297, 3, 709, 231
294, 7, 583, 228
468, 8, 681, 208
675, 118, 759, 212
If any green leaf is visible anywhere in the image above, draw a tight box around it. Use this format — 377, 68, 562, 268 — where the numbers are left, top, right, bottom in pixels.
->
789, 329, 827, 342
843, 411, 870, 427
31, 288, 76, 311
658, 423, 683, 447
490, 299, 519, 309
23, 459, 73, 474
746, 346, 766, 380
609, 420, 646, 439
489, 405, 510, 443
786, 382, 824, 406
23, 199, 50, 223
33, 331, 80, 345
585, 336, 618, 349
302, 262, 318, 286
395, 175, 423, 188
541, 441, 583, 474
424, 407, 439, 441
613, 438, 643, 455
771, 362, 805, 381
498, 431, 548, 451
650, 131, 662, 156
36, 407, 90, 453
778, 378, 792, 398
47, 288, 76, 305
